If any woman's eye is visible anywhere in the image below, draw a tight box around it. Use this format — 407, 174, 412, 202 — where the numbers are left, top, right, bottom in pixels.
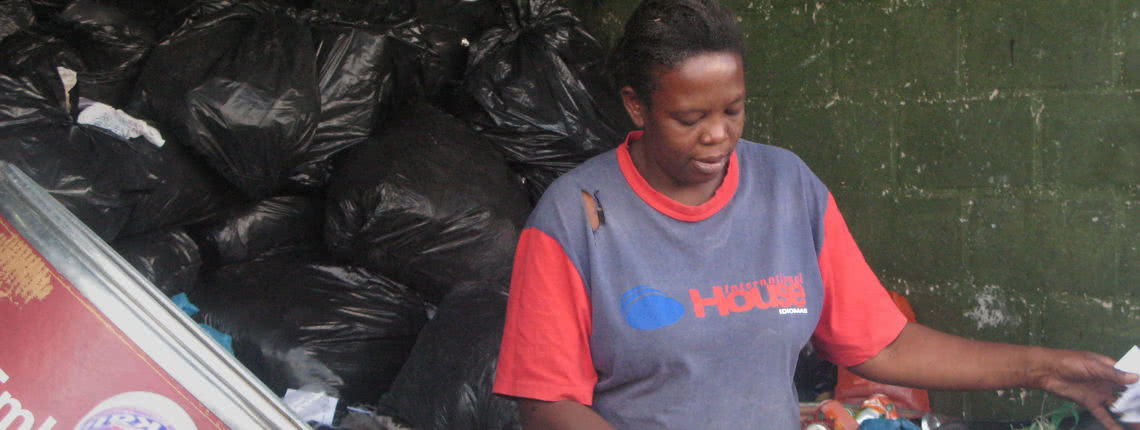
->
676, 115, 701, 126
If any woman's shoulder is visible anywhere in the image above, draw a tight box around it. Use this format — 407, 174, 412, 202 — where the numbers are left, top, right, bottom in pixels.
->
545, 148, 624, 193
528, 148, 623, 220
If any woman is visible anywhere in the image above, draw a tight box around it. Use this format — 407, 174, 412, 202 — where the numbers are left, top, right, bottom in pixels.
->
492, 0, 1138, 428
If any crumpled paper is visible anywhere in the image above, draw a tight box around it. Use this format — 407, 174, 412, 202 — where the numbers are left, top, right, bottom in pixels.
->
1111, 346, 1140, 422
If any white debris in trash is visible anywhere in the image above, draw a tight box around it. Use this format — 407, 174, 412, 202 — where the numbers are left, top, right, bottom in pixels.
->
283, 388, 338, 427
56, 67, 77, 111
77, 102, 165, 147
1111, 346, 1140, 422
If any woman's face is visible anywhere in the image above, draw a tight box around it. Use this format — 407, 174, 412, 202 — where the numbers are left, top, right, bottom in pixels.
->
621, 51, 746, 204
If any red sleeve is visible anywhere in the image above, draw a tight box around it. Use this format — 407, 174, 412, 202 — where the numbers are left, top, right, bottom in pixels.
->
812, 193, 908, 367
493, 227, 597, 404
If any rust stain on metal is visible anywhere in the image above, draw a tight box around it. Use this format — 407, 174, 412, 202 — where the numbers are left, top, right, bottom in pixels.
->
0, 220, 55, 305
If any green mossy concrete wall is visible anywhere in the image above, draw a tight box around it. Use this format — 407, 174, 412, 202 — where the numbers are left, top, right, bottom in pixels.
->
565, 0, 1140, 420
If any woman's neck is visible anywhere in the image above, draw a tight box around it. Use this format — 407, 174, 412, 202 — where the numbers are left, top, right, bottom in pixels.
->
627, 138, 725, 207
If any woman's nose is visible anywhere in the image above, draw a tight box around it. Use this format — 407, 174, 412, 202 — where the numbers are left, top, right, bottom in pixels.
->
700, 119, 731, 145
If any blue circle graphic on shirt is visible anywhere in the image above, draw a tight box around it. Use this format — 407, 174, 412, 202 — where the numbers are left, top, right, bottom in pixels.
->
620, 286, 685, 330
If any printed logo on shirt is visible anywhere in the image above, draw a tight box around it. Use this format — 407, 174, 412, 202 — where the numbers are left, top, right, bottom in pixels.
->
621, 286, 686, 330
620, 274, 808, 330
690, 274, 807, 318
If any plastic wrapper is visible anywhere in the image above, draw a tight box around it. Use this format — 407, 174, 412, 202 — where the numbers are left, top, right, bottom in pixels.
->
297, 16, 392, 188
378, 281, 520, 430
0, 68, 161, 240
461, 0, 632, 201
77, 101, 165, 146
134, 1, 320, 199
192, 255, 430, 405
191, 195, 325, 266
111, 227, 202, 297
324, 103, 530, 303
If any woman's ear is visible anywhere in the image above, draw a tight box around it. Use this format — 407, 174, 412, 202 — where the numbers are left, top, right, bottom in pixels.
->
620, 86, 646, 129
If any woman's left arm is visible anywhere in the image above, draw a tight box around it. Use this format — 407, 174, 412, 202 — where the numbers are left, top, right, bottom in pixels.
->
849, 322, 1138, 430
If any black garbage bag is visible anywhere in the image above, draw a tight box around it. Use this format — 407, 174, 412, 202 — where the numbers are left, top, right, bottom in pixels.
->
192, 255, 430, 405
119, 137, 243, 237
150, 0, 239, 38
0, 68, 161, 240
305, 0, 501, 116
111, 227, 202, 297
262, 0, 311, 9
131, 0, 250, 140
190, 195, 325, 267
378, 281, 520, 430
26, 0, 68, 19
134, 1, 319, 199
50, 0, 156, 107
6, 24, 242, 238
324, 103, 530, 304
79, 0, 173, 32
182, 4, 318, 199
309, 0, 410, 23
387, 20, 471, 115
794, 343, 838, 403
309, 0, 502, 32
296, 16, 391, 188
461, 0, 632, 201
414, 0, 503, 40
5, 7, 236, 238
0, 0, 36, 41
0, 29, 84, 81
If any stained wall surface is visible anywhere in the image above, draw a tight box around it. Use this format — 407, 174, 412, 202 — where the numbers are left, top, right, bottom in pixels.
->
567, 0, 1140, 419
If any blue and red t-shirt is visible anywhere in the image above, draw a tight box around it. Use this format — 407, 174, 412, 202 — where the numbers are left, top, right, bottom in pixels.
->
494, 131, 907, 429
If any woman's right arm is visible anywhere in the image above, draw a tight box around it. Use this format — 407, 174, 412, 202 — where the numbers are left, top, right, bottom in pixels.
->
516, 398, 617, 430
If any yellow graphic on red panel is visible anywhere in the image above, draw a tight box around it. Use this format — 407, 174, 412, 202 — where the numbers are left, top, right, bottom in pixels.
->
0, 219, 56, 305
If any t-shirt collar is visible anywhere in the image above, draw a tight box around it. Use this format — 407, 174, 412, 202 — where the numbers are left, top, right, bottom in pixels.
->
616, 131, 739, 222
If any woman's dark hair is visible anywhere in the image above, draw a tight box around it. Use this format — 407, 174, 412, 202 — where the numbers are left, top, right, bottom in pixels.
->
608, 0, 744, 106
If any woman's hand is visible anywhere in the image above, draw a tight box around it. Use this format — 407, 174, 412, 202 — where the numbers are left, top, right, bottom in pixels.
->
849, 323, 1138, 430
1027, 349, 1137, 430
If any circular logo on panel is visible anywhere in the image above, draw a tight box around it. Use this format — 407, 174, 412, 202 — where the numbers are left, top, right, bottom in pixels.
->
74, 391, 196, 430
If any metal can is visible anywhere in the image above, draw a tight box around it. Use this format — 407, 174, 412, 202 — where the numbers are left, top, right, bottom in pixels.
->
853, 406, 884, 424
816, 399, 859, 430
858, 393, 899, 420
920, 413, 944, 430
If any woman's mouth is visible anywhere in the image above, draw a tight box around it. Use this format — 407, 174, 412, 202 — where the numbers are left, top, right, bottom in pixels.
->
691, 156, 728, 176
